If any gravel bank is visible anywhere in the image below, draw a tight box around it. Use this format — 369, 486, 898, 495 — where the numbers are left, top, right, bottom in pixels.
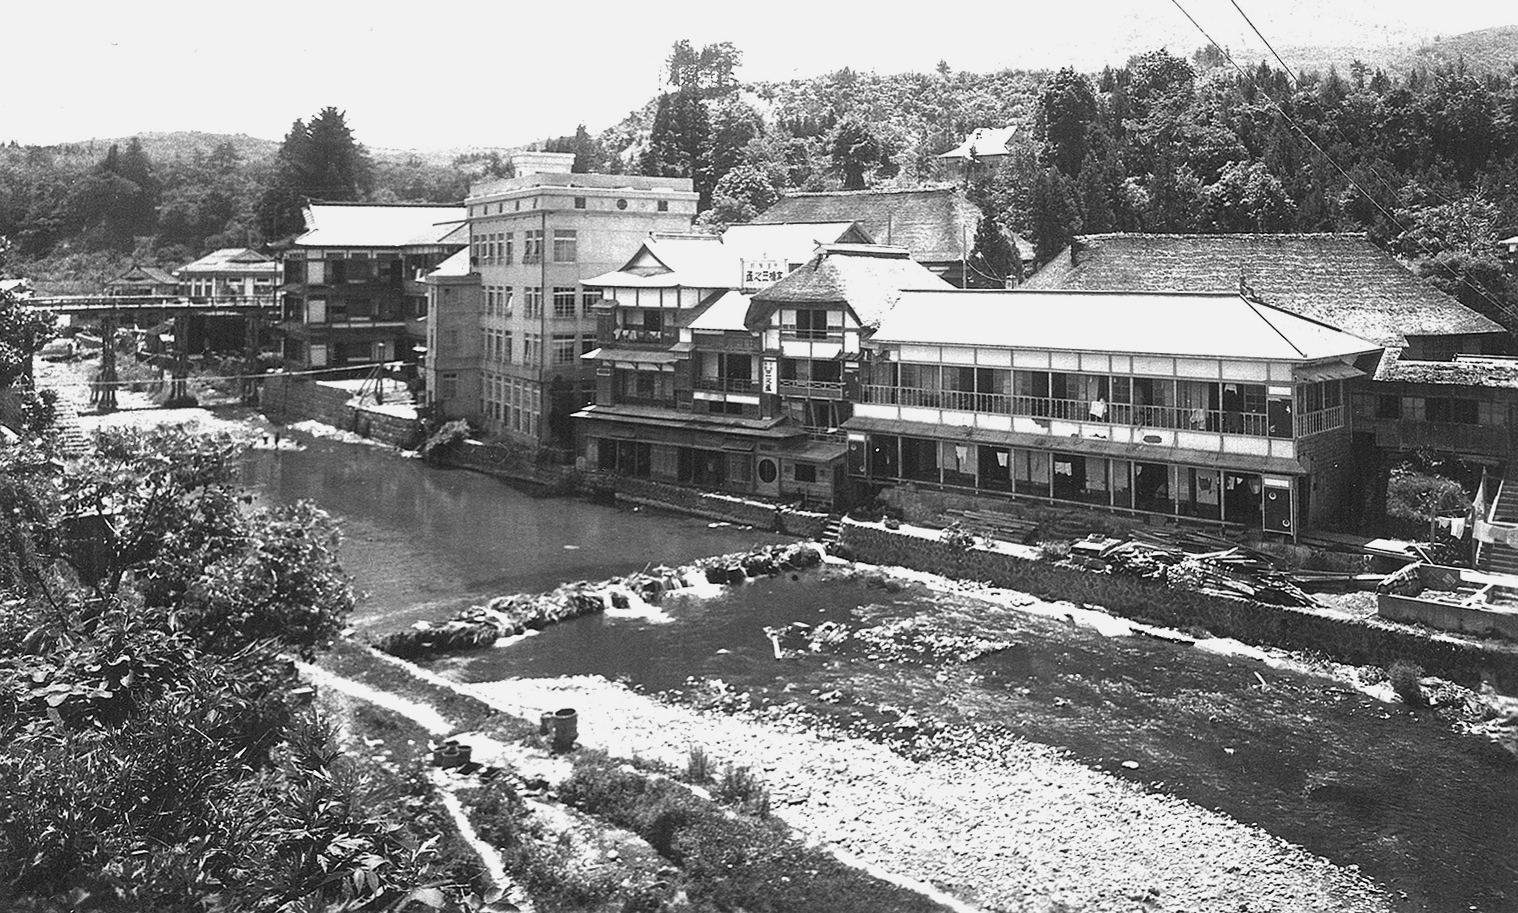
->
473, 675, 1390, 913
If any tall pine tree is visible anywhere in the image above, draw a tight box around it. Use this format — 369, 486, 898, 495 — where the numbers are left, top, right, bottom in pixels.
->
255, 108, 374, 241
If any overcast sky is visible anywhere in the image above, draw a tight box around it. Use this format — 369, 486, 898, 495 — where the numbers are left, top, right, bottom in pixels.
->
4, 0, 1512, 152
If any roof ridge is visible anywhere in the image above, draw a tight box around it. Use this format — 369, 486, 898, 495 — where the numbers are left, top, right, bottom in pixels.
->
777, 184, 958, 198
1076, 231, 1369, 241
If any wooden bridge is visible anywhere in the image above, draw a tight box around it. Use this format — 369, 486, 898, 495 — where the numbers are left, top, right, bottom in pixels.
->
28, 295, 278, 409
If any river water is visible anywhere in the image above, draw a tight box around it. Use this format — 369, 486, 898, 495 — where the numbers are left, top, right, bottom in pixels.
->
250, 434, 1518, 913
239, 435, 784, 631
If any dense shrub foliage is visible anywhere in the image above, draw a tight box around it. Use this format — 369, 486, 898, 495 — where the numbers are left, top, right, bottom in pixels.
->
0, 426, 476, 910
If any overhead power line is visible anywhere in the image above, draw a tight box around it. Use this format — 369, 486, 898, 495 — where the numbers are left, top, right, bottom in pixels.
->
1165, 0, 1517, 325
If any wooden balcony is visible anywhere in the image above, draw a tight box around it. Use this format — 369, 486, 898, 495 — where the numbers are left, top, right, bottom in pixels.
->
779, 379, 845, 400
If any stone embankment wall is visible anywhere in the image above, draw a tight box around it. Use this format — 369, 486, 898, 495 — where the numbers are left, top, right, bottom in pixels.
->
440, 439, 579, 492
261, 375, 422, 449
597, 475, 828, 538
839, 521, 1518, 691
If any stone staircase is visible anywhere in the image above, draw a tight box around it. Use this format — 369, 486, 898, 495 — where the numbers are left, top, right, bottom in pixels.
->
1476, 472, 1518, 576
49, 396, 92, 457
820, 514, 844, 546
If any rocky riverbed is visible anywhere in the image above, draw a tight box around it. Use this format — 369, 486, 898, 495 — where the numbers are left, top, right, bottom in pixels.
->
472, 674, 1390, 913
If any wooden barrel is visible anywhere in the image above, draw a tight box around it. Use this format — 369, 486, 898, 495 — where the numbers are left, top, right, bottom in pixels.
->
550, 707, 578, 752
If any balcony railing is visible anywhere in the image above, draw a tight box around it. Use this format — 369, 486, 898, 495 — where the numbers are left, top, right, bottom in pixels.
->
779, 378, 845, 398
1295, 405, 1346, 437
695, 376, 756, 393
863, 385, 1289, 438
779, 325, 841, 341
804, 427, 846, 443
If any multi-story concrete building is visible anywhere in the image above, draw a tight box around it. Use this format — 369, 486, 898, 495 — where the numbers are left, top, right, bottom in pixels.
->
422, 248, 483, 421
461, 152, 698, 448
277, 202, 466, 372
847, 289, 1384, 536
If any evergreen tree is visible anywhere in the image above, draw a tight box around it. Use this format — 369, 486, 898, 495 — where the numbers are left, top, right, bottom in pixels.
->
641, 90, 714, 205
828, 117, 884, 190
255, 109, 373, 241
1036, 68, 1098, 178
1028, 167, 1080, 265
966, 215, 1022, 288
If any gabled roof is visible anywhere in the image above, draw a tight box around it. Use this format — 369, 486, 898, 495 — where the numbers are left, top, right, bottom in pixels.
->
874, 289, 1383, 363
720, 222, 874, 265
110, 264, 178, 285
1022, 233, 1505, 349
752, 186, 980, 264
295, 202, 468, 248
687, 290, 753, 332
584, 233, 741, 290
937, 126, 1017, 160
177, 247, 279, 275
746, 245, 953, 329
404, 220, 469, 247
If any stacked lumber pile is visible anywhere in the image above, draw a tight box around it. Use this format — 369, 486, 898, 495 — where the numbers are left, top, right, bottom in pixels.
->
1094, 530, 1318, 607
942, 508, 1039, 544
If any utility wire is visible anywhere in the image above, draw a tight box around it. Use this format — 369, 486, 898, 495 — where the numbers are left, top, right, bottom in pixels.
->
1224, 0, 1461, 210
1166, 0, 1517, 324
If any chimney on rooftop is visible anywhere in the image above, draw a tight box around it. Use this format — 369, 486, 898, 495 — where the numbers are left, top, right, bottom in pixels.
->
510, 151, 575, 178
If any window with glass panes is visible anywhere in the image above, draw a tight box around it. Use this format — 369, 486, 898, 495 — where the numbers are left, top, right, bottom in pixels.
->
553, 287, 577, 318
552, 334, 578, 364
581, 288, 601, 315
553, 230, 577, 262
523, 230, 543, 263
524, 287, 542, 319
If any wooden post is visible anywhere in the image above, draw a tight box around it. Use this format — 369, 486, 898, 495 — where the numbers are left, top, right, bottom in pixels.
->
98, 312, 118, 411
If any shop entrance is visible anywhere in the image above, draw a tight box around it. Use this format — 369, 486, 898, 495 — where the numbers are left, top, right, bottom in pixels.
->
1223, 472, 1263, 529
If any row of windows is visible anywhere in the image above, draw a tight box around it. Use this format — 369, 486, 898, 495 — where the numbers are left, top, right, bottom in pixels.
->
485, 285, 513, 317
483, 374, 540, 437
470, 197, 672, 217
505, 286, 599, 321
1361, 393, 1508, 426
470, 229, 578, 265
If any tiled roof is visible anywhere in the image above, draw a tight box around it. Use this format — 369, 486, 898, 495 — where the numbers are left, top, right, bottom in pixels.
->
177, 247, 278, 275
752, 186, 979, 264
746, 245, 953, 329
874, 289, 1383, 363
296, 202, 467, 248
1022, 233, 1505, 348
937, 126, 1017, 160
1378, 356, 1518, 389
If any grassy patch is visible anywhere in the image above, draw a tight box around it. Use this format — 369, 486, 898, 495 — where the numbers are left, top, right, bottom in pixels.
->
555, 751, 950, 913
322, 639, 534, 739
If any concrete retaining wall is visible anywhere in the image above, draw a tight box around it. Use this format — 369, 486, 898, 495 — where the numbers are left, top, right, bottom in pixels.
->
839, 521, 1518, 691
261, 375, 422, 449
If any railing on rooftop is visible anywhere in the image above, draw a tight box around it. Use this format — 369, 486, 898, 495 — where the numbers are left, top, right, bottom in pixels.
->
862, 385, 1303, 438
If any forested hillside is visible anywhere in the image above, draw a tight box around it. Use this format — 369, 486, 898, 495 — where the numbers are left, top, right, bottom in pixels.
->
4, 30, 1518, 319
